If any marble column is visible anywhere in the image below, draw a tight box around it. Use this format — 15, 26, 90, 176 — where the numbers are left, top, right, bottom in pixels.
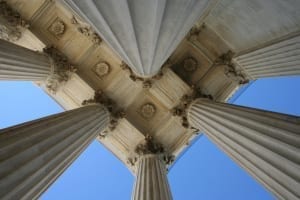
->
233, 35, 300, 79
0, 104, 109, 200
0, 39, 51, 81
187, 98, 300, 200
0, 39, 75, 92
132, 136, 173, 200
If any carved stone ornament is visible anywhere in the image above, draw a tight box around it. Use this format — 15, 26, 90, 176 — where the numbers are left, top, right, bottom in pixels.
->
43, 47, 76, 93
93, 62, 110, 78
140, 103, 156, 119
0, 1, 29, 41
186, 23, 205, 42
183, 57, 198, 72
133, 135, 175, 166
135, 135, 164, 155
82, 90, 125, 132
120, 61, 167, 89
215, 51, 249, 84
71, 16, 102, 45
49, 19, 65, 37
172, 86, 212, 129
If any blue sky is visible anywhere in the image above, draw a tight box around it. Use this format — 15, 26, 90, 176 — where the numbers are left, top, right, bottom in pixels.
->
0, 76, 299, 200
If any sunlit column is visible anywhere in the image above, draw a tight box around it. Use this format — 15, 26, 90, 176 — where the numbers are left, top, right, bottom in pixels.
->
187, 98, 300, 200
0, 104, 109, 200
132, 136, 173, 200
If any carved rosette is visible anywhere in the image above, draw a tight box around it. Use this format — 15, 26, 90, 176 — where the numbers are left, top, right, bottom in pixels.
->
43, 47, 76, 93
49, 19, 65, 37
140, 103, 156, 119
71, 16, 102, 45
0, 1, 29, 41
183, 57, 198, 72
82, 90, 125, 133
215, 51, 249, 84
93, 62, 110, 79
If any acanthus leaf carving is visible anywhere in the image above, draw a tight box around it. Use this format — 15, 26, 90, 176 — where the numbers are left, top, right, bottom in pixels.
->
186, 23, 205, 42
130, 135, 174, 166
43, 46, 76, 93
120, 60, 168, 89
71, 16, 102, 45
172, 86, 212, 130
214, 51, 249, 84
82, 90, 125, 133
0, 1, 29, 42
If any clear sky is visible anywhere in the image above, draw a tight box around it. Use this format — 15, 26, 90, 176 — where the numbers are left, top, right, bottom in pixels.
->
0, 76, 299, 200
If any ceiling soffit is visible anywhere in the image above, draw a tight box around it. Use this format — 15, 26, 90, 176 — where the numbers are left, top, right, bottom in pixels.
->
63, 0, 216, 77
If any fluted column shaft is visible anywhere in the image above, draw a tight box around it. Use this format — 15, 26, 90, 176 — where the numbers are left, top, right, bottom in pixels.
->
188, 98, 300, 200
132, 154, 172, 200
0, 104, 110, 200
0, 39, 51, 81
234, 35, 300, 79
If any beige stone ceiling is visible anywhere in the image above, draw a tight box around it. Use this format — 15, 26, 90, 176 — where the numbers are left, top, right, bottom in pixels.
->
5, 0, 299, 173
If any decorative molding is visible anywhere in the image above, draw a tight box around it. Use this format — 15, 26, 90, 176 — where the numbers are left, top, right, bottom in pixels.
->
82, 90, 125, 132
48, 18, 65, 37
0, 0, 29, 41
71, 16, 102, 45
172, 86, 212, 129
214, 51, 249, 84
135, 135, 164, 155
43, 46, 76, 93
92, 61, 110, 79
183, 57, 198, 72
130, 135, 174, 166
120, 60, 167, 89
139, 103, 156, 119
186, 23, 206, 42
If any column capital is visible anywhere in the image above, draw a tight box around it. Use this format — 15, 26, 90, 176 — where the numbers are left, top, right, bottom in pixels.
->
134, 135, 174, 165
43, 46, 76, 93
172, 86, 212, 130
214, 50, 249, 84
135, 135, 164, 155
0, 1, 29, 41
82, 90, 125, 133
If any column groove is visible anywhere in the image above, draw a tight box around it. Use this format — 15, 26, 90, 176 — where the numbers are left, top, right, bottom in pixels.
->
0, 104, 109, 200
188, 98, 300, 200
132, 155, 172, 200
234, 35, 300, 78
0, 39, 51, 81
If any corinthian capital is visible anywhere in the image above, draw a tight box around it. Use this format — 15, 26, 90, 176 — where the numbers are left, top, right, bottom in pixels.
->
43, 47, 76, 93
0, 1, 29, 41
